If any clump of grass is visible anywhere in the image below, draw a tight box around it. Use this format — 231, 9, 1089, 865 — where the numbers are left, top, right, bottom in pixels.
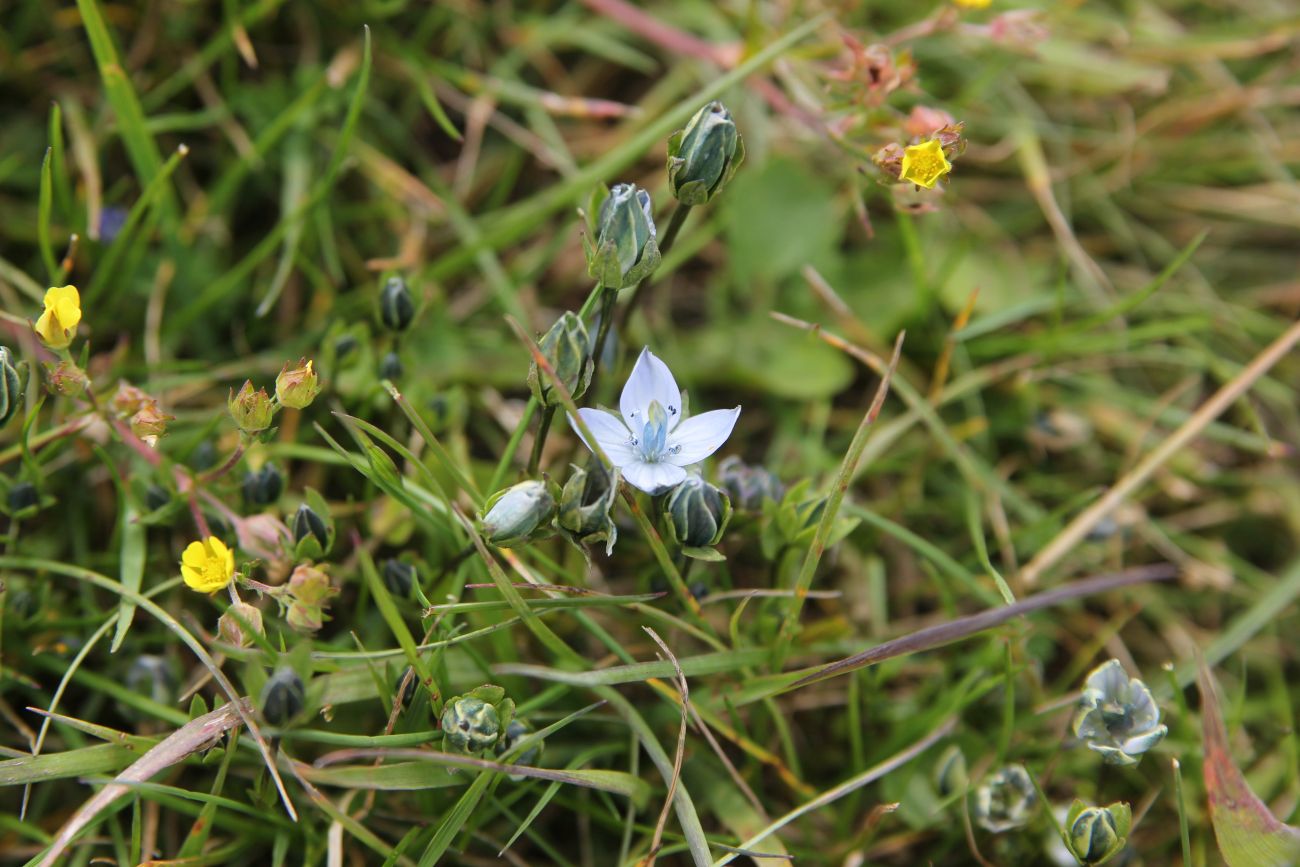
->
3, 1, 1300, 865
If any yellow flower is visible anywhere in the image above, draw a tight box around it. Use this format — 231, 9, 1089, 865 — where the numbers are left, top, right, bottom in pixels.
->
181, 536, 236, 593
954, 0, 992, 8
900, 139, 953, 189
34, 285, 82, 349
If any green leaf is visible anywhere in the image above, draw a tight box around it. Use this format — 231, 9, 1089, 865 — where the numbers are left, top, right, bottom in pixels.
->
110, 503, 145, 653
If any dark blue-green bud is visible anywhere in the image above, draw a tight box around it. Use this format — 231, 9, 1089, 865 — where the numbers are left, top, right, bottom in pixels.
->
716, 455, 783, 512
667, 101, 745, 206
381, 558, 417, 598
557, 462, 618, 554
7, 482, 39, 517
190, 440, 218, 471
527, 312, 593, 407
1065, 800, 1132, 865
260, 666, 305, 726
125, 655, 176, 709
242, 463, 284, 507
292, 503, 329, 548
145, 484, 172, 512
379, 351, 403, 381
663, 474, 731, 550
480, 480, 556, 548
379, 276, 415, 332
0, 346, 23, 427
496, 717, 543, 779
440, 696, 501, 755
588, 183, 660, 290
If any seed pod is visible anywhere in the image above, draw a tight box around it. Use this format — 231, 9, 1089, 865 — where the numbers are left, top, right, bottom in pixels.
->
379, 351, 403, 381
588, 183, 660, 290
440, 696, 502, 755
666, 100, 745, 206
260, 667, 305, 726
228, 381, 274, 434
379, 276, 415, 332
480, 480, 556, 548
0, 346, 23, 427
663, 474, 731, 549
527, 312, 593, 407
381, 558, 417, 598
242, 463, 284, 507
275, 359, 320, 410
1065, 800, 1132, 866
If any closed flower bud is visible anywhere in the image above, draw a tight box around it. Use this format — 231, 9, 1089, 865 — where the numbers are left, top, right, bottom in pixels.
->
663, 474, 732, 550
217, 601, 264, 648
229, 381, 274, 433
0, 346, 23, 427
973, 764, 1038, 833
287, 564, 335, 606
260, 666, 305, 726
130, 400, 173, 440
440, 695, 502, 755
1071, 659, 1167, 766
588, 183, 660, 289
557, 462, 618, 555
379, 351, 403, 381
716, 455, 784, 512
292, 503, 330, 549
286, 601, 325, 632
111, 381, 150, 416
480, 480, 556, 548
122, 655, 176, 720
242, 463, 284, 506
190, 440, 218, 471
667, 100, 745, 206
7, 482, 40, 518
46, 360, 87, 398
496, 717, 543, 779
527, 312, 593, 407
379, 276, 415, 332
933, 745, 969, 797
381, 558, 417, 598
145, 484, 171, 512
1065, 800, 1131, 866
275, 358, 320, 410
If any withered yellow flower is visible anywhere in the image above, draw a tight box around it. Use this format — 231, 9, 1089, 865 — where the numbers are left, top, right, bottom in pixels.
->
34, 285, 82, 349
900, 139, 953, 189
180, 536, 236, 593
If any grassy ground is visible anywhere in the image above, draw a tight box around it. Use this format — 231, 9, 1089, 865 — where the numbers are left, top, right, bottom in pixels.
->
2, 1, 1300, 864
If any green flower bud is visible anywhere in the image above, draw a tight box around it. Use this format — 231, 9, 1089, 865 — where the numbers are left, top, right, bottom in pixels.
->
47, 360, 88, 398
287, 564, 335, 606
973, 764, 1038, 833
480, 480, 556, 548
527, 312, 593, 407
7, 482, 40, 517
440, 696, 502, 755
379, 275, 415, 332
381, 558, 418, 598
379, 351, 403, 381
242, 463, 284, 507
229, 381, 274, 433
0, 346, 22, 427
1065, 800, 1131, 866
588, 183, 660, 289
667, 100, 745, 206
1072, 659, 1167, 766
557, 462, 618, 555
716, 455, 783, 513
217, 601, 264, 648
260, 666, 305, 726
292, 503, 329, 549
663, 474, 732, 553
496, 717, 543, 780
275, 358, 320, 410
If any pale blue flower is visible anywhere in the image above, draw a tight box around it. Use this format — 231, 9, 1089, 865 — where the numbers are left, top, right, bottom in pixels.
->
570, 348, 739, 495
1072, 658, 1167, 766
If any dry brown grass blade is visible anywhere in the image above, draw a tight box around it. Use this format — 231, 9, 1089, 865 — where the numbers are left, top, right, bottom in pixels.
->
640, 626, 691, 867
35, 699, 252, 867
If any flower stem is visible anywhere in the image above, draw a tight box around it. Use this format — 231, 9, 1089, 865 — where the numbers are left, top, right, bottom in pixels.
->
526, 405, 556, 476
617, 204, 692, 335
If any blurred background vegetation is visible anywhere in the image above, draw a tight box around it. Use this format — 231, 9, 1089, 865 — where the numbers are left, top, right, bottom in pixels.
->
2, 0, 1300, 864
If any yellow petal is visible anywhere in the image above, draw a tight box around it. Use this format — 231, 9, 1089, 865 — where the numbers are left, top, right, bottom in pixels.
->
181, 541, 208, 568
181, 563, 203, 589
34, 309, 70, 349
45, 285, 82, 330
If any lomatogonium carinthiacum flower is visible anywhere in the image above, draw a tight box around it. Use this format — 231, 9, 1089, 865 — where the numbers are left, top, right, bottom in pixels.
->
570, 348, 739, 494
